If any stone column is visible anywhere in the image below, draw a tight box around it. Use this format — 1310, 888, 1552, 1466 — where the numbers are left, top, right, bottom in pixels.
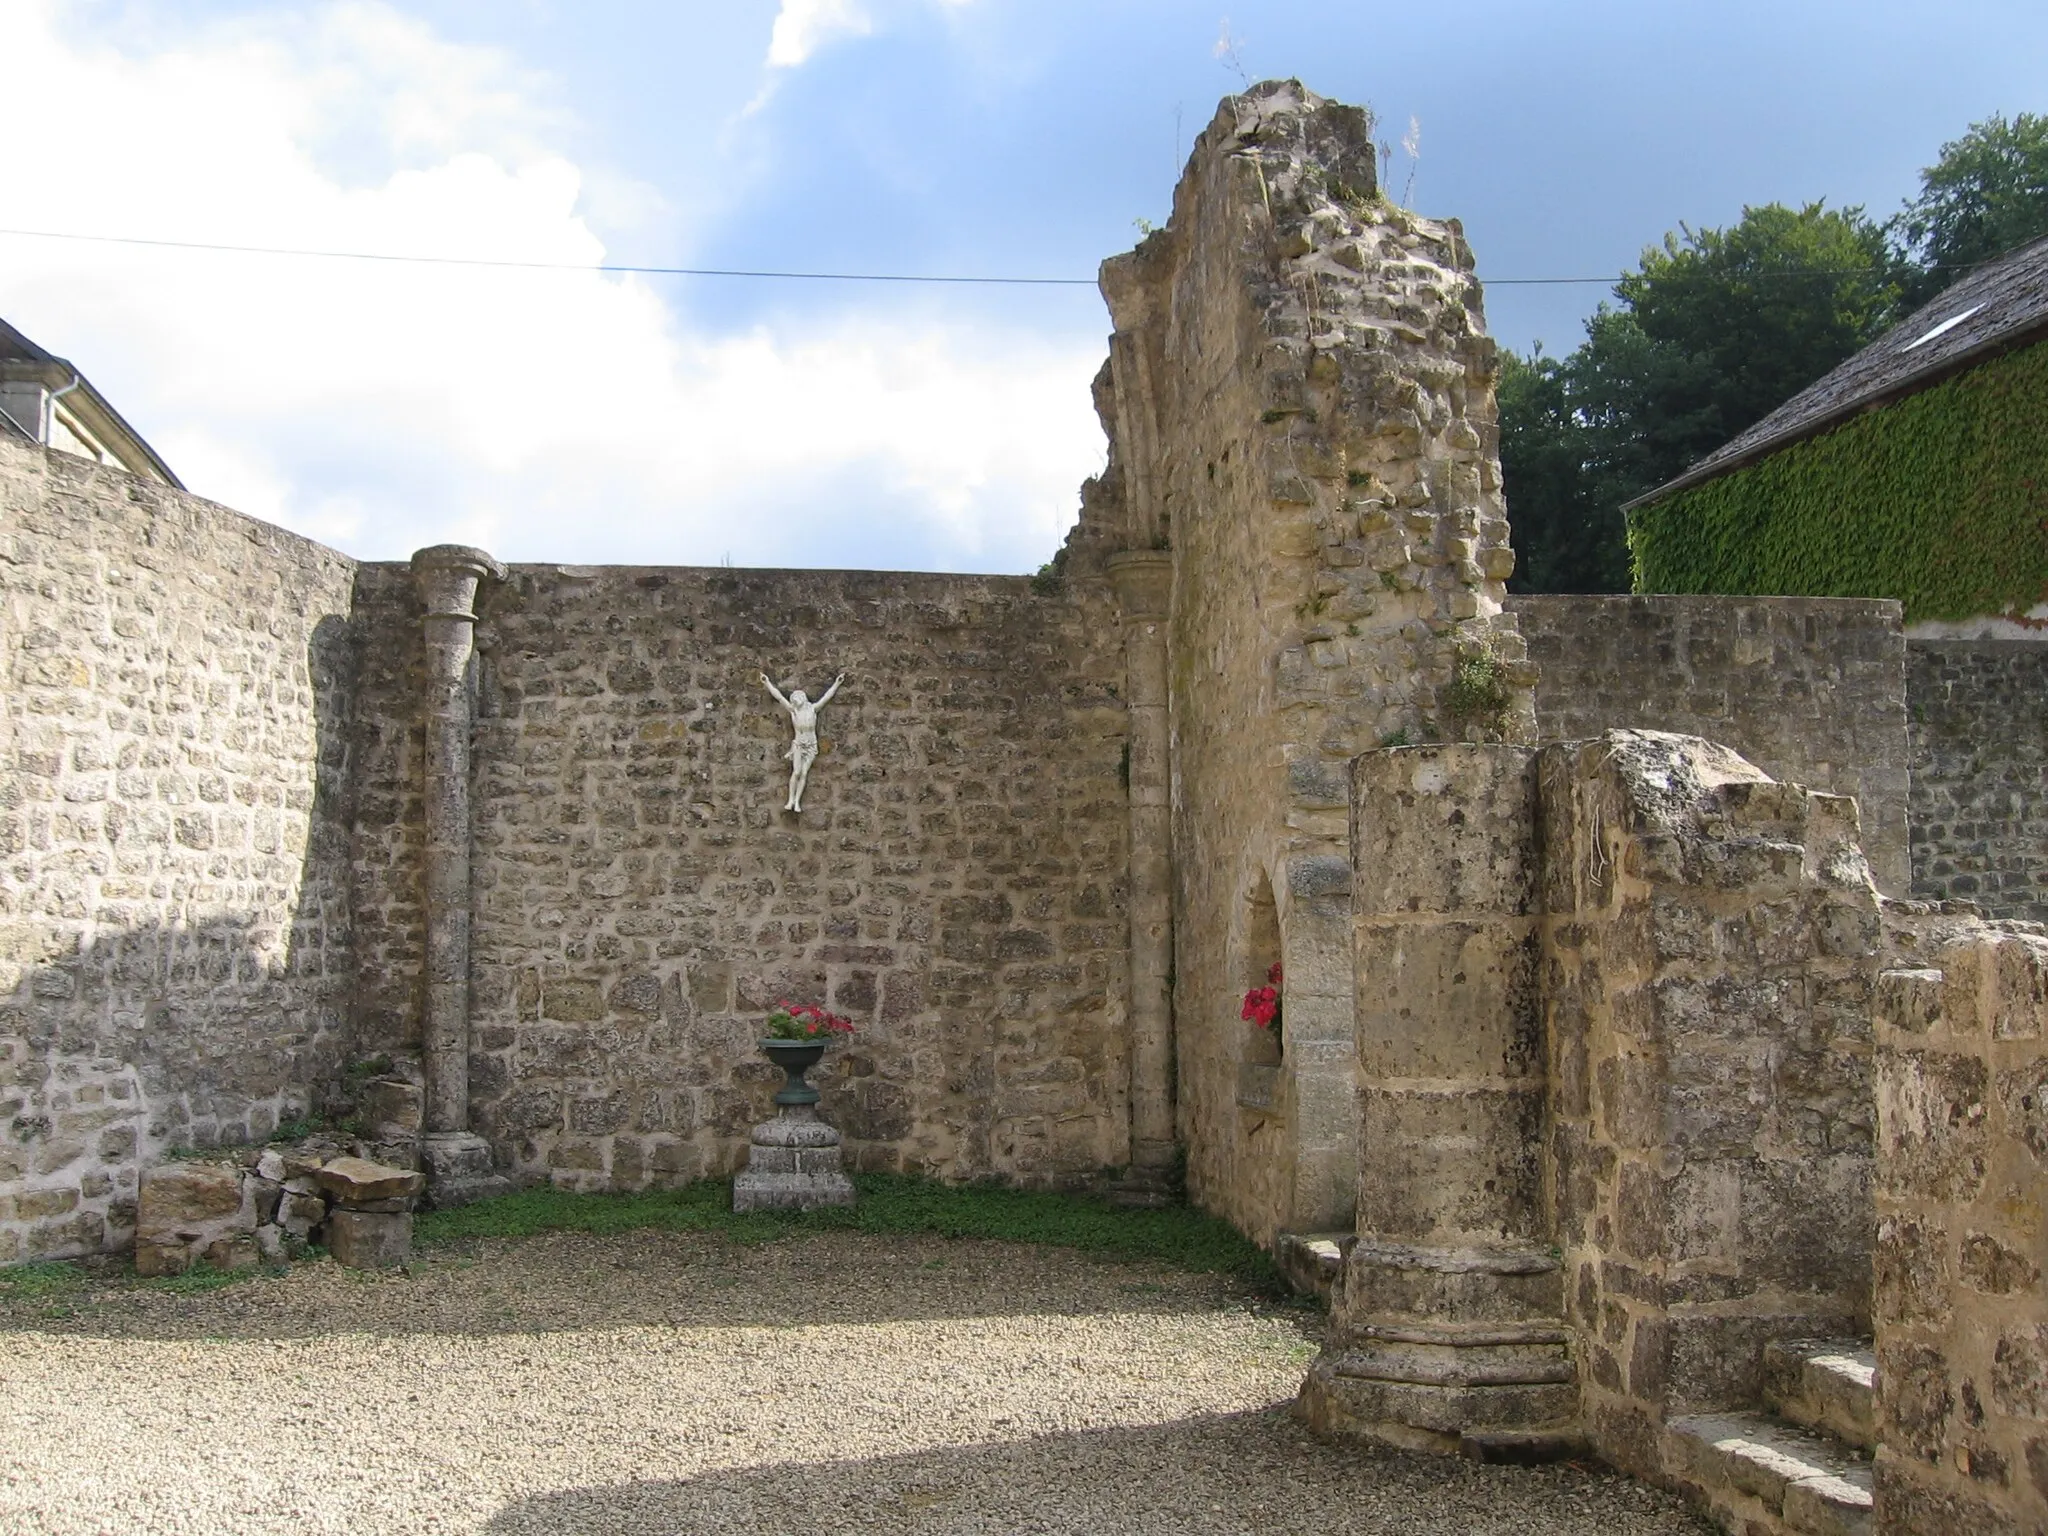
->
1300, 744, 1575, 1456
1106, 550, 1176, 1184
409, 545, 513, 1208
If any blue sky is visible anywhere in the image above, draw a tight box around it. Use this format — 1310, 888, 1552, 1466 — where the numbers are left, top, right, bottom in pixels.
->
4, 0, 2043, 571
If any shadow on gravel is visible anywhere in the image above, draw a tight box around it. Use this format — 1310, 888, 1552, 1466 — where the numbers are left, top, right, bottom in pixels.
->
479, 1409, 1711, 1536
0, 1229, 1314, 1344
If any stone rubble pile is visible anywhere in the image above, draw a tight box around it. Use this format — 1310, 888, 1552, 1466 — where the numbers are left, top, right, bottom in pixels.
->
135, 1129, 423, 1275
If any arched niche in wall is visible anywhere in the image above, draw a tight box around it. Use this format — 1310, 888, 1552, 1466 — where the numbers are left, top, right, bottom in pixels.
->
1236, 869, 1285, 1112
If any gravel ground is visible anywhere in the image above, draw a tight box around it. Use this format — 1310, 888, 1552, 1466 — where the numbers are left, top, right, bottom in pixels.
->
0, 1229, 1708, 1535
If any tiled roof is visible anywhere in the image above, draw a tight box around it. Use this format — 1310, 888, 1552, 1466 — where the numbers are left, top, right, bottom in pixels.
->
1629, 233, 2048, 508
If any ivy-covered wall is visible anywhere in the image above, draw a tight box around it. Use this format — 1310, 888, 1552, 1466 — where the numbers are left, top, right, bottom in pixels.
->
1628, 337, 2048, 623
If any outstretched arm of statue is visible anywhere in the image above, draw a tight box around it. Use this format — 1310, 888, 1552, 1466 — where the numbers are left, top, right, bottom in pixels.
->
760, 673, 793, 712
817, 672, 845, 708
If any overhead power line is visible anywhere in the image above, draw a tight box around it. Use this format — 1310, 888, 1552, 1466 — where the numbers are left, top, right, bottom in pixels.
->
0, 224, 2011, 288
0, 226, 1097, 286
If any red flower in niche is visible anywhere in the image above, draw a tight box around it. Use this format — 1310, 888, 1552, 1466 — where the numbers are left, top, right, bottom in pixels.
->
1241, 963, 1283, 1030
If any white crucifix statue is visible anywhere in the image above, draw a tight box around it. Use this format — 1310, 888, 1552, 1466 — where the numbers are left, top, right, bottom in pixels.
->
760, 670, 844, 813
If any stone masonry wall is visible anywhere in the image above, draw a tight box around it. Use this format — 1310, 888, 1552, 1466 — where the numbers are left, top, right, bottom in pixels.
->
1873, 923, 2048, 1532
1538, 731, 1880, 1479
1084, 81, 1535, 1242
344, 565, 426, 1065
0, 438, 360, 1262
1907, 639, 2048, 922
1510, 595, 1909, 898
345, 562, 1131, 1191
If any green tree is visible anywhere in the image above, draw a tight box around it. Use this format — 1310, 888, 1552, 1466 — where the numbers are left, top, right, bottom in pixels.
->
1495, 348, 1630, 593
1895, 112, 2048, 305
1502, 203, 1901, 592
1613, 202, 1901, 472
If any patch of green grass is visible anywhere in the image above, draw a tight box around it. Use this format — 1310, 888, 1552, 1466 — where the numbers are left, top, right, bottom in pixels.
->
138, 1260, 259, 1295
417, 1173, 1280, 1286
3, 1255, 317, 1312
0, 1261, 85, 1301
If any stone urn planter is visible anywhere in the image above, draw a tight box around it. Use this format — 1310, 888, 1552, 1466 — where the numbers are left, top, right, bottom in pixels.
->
759, 1037, 827, 1106
733, 1003, 858, 1213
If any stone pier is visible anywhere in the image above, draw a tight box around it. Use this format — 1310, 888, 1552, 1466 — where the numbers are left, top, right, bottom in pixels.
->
1107, 549, 1177, 1191
1300, 744, 1576, 1454
410, 544, 514, 1209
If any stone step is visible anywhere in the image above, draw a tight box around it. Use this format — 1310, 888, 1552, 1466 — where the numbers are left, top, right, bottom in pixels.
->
1665, 1411, 1873, 1536
1762, 1337, 1877, 1453
1275, 1230, 1352, 1301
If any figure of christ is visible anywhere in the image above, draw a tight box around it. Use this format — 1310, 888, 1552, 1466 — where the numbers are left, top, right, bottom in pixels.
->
760, 671, 844, 813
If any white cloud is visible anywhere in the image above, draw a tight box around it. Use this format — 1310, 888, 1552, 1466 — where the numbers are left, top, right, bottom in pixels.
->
761, 0, 977, 71
0, 0, 1102, 572
765, 0, 873, 70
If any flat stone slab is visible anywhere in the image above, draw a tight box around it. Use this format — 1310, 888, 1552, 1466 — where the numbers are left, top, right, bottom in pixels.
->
315, 1156, 423, 1206
752, 1116, 842, 1149
732, 1167, 857, 1212
1665, 1411, 1873, 1535
1763, 1337, 1878, 1453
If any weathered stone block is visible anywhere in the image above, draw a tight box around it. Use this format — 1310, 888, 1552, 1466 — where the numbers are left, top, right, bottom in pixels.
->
326, 1209, 413, 1269
1338, 1239, 1563, 1326
1355, 920, 1540, 1079
277, 1189, 327, 1240
203, 1234, 260, 1271
1352, 747, 1537, 917
1875, 1449, 2023, 1536
1879, 1341, 1957, 1462
1962, 1231, 2042, 1296
542, 978, 607, 1022
359, 1077, 424, 1142
1876, 1215, 1952, 1332
1355, 1086, 1543, 1243
132, 1161, 250, 1275
1298, 1359, 1579, 1447
1877, 1049, 1991, 1201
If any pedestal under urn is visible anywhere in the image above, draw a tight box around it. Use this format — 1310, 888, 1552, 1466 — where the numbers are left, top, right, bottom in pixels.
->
732, 1004, 858, 1213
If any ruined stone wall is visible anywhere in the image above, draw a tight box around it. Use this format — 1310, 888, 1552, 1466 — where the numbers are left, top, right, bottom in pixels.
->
1537, 732, 1879, 1477
1510, 595, 1909, 897
0, 438, 360, 1262
1874, 924, 2048, 1531
1088, 81, 1534, 1242
1907, 639, 2048, 922
342, 562, 1131, 1191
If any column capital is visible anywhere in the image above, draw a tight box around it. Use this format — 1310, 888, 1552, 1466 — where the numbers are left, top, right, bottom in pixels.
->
1105, 549, 1172, 622
410, 545, 506, 621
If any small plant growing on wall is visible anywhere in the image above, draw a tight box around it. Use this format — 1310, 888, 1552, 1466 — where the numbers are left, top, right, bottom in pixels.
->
1443, 638, 1513, 738
1241, 962, 1283, 1042
1030, 547, 1068, 597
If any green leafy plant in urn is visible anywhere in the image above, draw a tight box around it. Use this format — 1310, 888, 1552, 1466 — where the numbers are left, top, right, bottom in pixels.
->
760, 1002, 855, 1105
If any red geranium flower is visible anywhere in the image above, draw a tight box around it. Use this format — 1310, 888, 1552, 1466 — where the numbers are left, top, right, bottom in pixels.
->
1241, 969, 1283, 1032
766, 1000, 856, 1041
